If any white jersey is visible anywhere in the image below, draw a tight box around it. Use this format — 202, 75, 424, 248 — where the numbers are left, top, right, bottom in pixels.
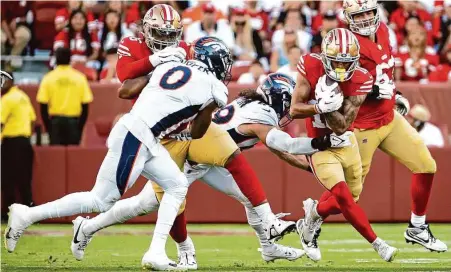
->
128, 60, 228, 140
212, 97, 278, 150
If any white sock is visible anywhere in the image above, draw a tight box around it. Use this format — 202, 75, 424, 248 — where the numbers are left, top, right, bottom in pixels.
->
83, 193, 159, 235
27, 192, 99, 224
253, 203, 275, 224
372, 237, 382, 248
411, 213, 426, 227
177, 236, 194, 252
149, 193, 184, 255
245, 206, 273, 250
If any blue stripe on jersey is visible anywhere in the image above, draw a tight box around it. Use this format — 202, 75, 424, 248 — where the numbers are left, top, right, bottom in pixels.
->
151, 104, 203, 138
116, 132, 141, 196
227, 128, 257, 149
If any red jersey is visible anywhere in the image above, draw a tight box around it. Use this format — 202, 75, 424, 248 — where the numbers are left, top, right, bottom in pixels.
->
54, 8, 97, 32
428, 63, 451, 82
297, 53, 373, 138
394, 49, 439, 81
354, 23, 396, 129
54, 29, 100, 63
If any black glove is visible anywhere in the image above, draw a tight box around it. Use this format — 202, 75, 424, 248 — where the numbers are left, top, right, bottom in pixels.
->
367, 85, 380, 100
311, 134, 331, 151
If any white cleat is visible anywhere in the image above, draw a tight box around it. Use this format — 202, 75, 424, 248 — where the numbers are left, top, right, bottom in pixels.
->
301, 198, 323, 243
71, 216, 93, 261
259, 243, 305, 263
372, 238, 398, 262
296, 219, 321, 261
404, 223, 448, 252
176, 237, 197, 270
264, 213, 296, 242
142, 251, 187, 271
4, 204, 31, 253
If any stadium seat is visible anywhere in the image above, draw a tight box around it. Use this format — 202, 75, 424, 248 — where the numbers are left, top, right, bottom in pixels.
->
72, 63, 98, 81
32, 1, 66, 50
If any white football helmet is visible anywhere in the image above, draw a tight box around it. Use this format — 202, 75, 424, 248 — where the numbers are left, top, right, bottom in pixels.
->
343, 0, 380, 36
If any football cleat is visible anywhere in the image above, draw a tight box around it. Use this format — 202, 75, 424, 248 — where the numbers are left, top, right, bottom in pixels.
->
263, 213, 296, 242
71, 216, 93, 261
176, 237, 197, 270
404, 223, 448, 252
258, 243, 305, 262
372, 238, 398, 262
4, 204, 31, 253
142, 251, 187, 271
301, 198, 323, 243
296, 219, 322, 261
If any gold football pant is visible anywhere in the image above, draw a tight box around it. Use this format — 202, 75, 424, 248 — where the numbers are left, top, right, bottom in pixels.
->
354, 111, 436, 186
308, 133, 363, 201
152, 123, 239, 214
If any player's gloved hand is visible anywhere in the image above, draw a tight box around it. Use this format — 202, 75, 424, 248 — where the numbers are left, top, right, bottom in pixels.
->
168, 131, 193, 141
373, 73, 395, 100
149, 47, 186, 67
329, 131, 353, 148
395, 91, 410, 116
314, 75, 343, 114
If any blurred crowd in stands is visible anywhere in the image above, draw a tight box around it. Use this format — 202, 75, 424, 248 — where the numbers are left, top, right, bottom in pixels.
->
1, 0, 451, 83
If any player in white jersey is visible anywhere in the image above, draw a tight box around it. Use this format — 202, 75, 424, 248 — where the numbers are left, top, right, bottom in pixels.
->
71, 73, 352, 267
4, 36, 232, 271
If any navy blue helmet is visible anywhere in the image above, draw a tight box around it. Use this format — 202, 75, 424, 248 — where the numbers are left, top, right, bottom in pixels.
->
257, 73, 295, 127
192, 36, 233, 85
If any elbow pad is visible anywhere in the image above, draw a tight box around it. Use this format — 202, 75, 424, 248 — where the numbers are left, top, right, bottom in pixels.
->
266, 128, 317, 155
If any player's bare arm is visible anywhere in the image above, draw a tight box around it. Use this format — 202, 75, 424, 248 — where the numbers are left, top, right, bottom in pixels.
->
324, 94, 366, 135
269, 148, 311, 171
289, 73, 317, 119
118, 75, 150, 99
190, 102, 218, 139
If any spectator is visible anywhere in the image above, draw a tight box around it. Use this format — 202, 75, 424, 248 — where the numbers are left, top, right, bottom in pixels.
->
438, 0, 451, 54
37, 48, 93, 146
271, 9, 312, 54
55, 1, 96, 32
184, 3, 235, 49
237, 60, 267, 84
389, 1, 435, 46
100, 48, 119, 82
244, 1, 270, 39
1, 71, 35, 220
429, 44, 451, 82
230, 8, 264, 62
276, 46, 301, 81
270, 28, 300, 72
99, 10, 132, 58
310, 10, 338, 54
0, 1, 32, 69
54, 9, 100, 67
406, 104, 445, 147
394, 26, 439, 82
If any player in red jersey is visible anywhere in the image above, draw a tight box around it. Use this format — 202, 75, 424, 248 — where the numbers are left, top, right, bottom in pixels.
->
290, 28, 398, 262
115, 4, 296, 269
299, 0, 447, 257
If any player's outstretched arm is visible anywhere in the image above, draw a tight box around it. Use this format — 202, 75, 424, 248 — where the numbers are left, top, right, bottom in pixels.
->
289, 73, 317, 119
190, 102, 218, 139
324, 94, 366, 135
268, 148, 312, 171
118, 75, 150, 99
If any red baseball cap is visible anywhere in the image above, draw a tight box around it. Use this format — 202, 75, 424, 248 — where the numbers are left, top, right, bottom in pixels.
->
232, 7, 247, 16
202, 3, 216, 13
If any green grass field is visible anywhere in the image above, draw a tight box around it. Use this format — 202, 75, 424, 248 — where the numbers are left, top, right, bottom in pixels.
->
1, 223, 450, 271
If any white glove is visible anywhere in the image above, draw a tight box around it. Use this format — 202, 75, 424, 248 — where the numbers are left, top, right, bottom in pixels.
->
329, 131, 353, 148
168, 131, 193, 141
374, 73, 395, 100
314, 75, 344, 114
395, 93, 410, 116
149, 47, 186, 67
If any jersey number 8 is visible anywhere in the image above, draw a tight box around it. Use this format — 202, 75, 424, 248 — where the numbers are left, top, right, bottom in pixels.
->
160, 66, 192, 90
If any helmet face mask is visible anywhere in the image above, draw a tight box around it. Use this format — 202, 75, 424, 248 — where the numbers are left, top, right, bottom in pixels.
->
343, 0, 380, 36
320, 28, 360, 82
142, 4, 183, 52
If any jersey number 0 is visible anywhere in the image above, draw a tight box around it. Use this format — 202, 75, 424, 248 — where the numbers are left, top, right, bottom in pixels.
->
160, 66, 192, 90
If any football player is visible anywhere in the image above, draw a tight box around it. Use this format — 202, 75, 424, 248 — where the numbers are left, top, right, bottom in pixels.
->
302, 0, 447, 256
5, 36, 230, 271
68, 73, 353, 265
114, 4, 297, 269
291, 28, 398, 262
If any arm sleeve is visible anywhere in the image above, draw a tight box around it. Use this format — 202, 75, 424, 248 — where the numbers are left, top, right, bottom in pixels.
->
266, 127, 317, 155
116, 38, 154, 82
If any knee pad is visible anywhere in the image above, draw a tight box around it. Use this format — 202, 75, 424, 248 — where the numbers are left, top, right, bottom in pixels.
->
418, 158, 437, 174
92, 194, 116, 213
164, 173, 189, 200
